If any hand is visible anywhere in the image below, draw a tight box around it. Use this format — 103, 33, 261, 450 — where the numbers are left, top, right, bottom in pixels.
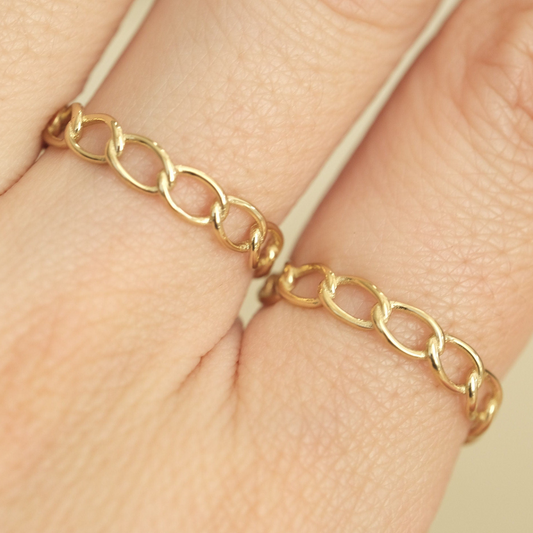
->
0, 0, 531, 531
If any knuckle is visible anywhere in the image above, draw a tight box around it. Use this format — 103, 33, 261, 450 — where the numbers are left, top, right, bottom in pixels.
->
315, 0, 433, 27
458, 6, 533, 180
437, 3, 533, 253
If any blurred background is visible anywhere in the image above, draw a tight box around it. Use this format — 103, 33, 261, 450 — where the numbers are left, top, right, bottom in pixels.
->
81, 0, 533, 530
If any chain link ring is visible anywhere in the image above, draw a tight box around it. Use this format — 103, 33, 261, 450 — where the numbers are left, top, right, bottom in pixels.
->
43, 103, 281, 276
262, 262, 503, 443
43, 103, 503, 444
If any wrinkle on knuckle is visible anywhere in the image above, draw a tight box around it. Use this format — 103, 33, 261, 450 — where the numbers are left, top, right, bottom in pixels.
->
310, 0, 434, 29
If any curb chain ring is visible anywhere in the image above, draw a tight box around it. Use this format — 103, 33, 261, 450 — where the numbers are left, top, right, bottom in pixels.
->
261, 263, 503, 443
43, 103, 281, 278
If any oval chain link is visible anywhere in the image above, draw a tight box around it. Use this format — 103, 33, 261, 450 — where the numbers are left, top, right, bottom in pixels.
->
372, 300, 445, 360
159, 165, 228, 226
43, 103, 281, 277
320, 274, 391, 330
260, 262, 503, 443
66, 110, 120, 164
427, 335, 484, 395
106, 133, 175, 194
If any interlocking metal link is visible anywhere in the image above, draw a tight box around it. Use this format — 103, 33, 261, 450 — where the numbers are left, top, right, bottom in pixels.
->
275, 263, 334, 308
373, 300, 445, 360
321, 274, 391, 330
43, 103, 281, 277
260, 262, 503, 443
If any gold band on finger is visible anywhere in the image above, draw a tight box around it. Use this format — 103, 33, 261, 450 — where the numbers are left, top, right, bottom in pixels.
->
260, 262, 503, 443
43, 103, 282, 278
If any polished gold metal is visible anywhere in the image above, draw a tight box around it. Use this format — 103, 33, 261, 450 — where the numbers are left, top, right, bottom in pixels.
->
211, 195, 267, 253
373, 300, 445, 360
465, 370, 502, 442
251, 222, 284, 278
42, 103, 81, 148
427, 335, 484, 395
159, 165, 228, 227
43, 103, 281, 276
106, 133, 174, 194
261, 262, 503, 443
67, 111, 119, 164
276, 263, 334, 308
320, 274, 391, 330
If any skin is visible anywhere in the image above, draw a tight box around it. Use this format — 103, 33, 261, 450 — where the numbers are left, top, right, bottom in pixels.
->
0, 0, 532, 530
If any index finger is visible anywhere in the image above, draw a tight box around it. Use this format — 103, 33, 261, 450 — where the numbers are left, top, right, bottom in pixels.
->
0, 0, 134, 193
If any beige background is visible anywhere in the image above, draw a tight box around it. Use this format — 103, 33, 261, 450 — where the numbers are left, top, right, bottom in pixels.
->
82, 0, 533, 530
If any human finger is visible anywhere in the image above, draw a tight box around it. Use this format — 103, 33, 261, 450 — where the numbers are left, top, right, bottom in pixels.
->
242, 0, 533, 530
0, 0, 135, 192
